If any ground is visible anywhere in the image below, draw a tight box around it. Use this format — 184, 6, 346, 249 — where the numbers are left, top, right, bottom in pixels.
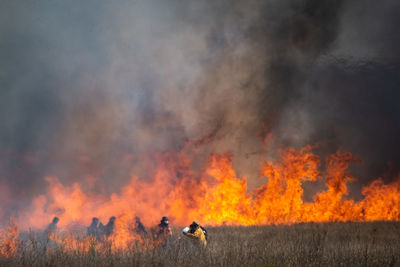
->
1, 221, 399, 266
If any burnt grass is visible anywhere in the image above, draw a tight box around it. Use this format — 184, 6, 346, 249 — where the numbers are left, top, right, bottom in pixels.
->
2, 221, 400, 266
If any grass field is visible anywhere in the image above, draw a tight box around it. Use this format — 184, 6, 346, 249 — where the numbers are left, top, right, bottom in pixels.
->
1, 221, 399, 266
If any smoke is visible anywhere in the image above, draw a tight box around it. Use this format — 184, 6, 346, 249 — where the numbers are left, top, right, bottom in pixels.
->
273, 0, 400, 182
0, 0, 399, 221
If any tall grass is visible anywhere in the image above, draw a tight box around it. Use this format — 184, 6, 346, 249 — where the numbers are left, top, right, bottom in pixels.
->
1, 221, 399, 266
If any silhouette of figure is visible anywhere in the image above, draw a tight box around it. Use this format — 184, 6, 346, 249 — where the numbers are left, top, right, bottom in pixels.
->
133, 216, 147, 236
153, 216, 172, 246
87, 217, 100, 239
45, 217, 59, 240
103, 216, 116, 238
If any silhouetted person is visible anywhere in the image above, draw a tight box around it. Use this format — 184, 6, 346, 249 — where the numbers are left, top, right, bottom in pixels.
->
45, 217, 59, 240
133, 216, 147, 236
103, 216, 116, 238
152, 216, 172, 246
99, 221, 104, 232
87, 217, 100, 239
43, 217, 60, 253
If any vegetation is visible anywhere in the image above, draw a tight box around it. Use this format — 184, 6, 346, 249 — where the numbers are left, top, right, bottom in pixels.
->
1, 221, 399, 266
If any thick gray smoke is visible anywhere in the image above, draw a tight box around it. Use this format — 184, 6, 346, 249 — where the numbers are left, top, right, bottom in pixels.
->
0, 0, 399, 220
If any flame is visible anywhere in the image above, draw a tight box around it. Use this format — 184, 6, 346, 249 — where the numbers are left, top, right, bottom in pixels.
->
253, 146, 321, 224
1, 146, 397, 252
361, 178, 400, 221
0, 219, 19, 258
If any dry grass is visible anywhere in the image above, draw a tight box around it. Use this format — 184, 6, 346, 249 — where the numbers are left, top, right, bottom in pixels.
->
1, 221, 399, 266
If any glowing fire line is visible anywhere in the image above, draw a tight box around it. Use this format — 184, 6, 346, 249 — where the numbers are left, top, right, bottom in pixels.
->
1, 146, 399, 253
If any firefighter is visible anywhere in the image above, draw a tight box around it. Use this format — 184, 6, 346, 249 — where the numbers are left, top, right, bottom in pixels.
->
103, 216, 116, 238
87, 217, 100, 239
153, 216, 172, 245
133, 216, 147, 236
182, 221, 207, 248
45, 217, 59, 240
99, 221, 104, 232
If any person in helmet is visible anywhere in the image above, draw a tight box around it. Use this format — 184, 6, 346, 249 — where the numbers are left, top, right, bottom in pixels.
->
182, 221, 207, 248
153, 216, 172, 245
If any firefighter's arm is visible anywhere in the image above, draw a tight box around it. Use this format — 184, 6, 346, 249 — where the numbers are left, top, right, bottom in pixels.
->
185, 229, 201, 239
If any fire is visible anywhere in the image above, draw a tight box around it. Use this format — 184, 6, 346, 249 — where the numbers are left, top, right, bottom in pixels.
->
306, 151, 360, 222
0, 146, 399, 254
0, 219, 19, 258
194, 153, 254, 225
254, 146, 320, 224
16, 147, 400, 228
361, 178, 400, 221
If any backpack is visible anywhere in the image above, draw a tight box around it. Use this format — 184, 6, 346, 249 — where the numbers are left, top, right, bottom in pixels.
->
200, 226, 208, 241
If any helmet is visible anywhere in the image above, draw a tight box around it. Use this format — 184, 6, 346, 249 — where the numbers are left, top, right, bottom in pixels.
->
190, 221, 199, 229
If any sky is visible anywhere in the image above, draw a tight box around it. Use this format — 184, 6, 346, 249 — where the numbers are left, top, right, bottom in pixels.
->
0, 0, 399, 220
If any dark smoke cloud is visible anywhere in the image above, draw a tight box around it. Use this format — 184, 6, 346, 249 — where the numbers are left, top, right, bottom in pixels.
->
273, 0, 400, 180
0, 0, 399, 219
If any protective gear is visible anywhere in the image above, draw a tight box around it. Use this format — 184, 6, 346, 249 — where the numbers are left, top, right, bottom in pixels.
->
156, 222, 172, 238
184, 221, 207, 248
160, 216, 169, 226
200, 226, 208, 241
152, 216, 172, 246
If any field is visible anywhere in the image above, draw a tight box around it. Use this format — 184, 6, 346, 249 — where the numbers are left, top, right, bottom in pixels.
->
1, 221, 400, 266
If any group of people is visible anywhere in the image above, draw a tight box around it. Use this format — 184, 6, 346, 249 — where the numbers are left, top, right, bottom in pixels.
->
44, 215, 207, 247
87, 216, 116, 240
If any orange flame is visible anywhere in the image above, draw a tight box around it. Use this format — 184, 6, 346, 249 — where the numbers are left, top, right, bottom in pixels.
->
0, 219, 19, 258
10, 146, 400, 247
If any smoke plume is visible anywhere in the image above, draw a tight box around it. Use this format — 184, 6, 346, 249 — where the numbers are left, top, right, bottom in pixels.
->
0, 0, 399, 223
